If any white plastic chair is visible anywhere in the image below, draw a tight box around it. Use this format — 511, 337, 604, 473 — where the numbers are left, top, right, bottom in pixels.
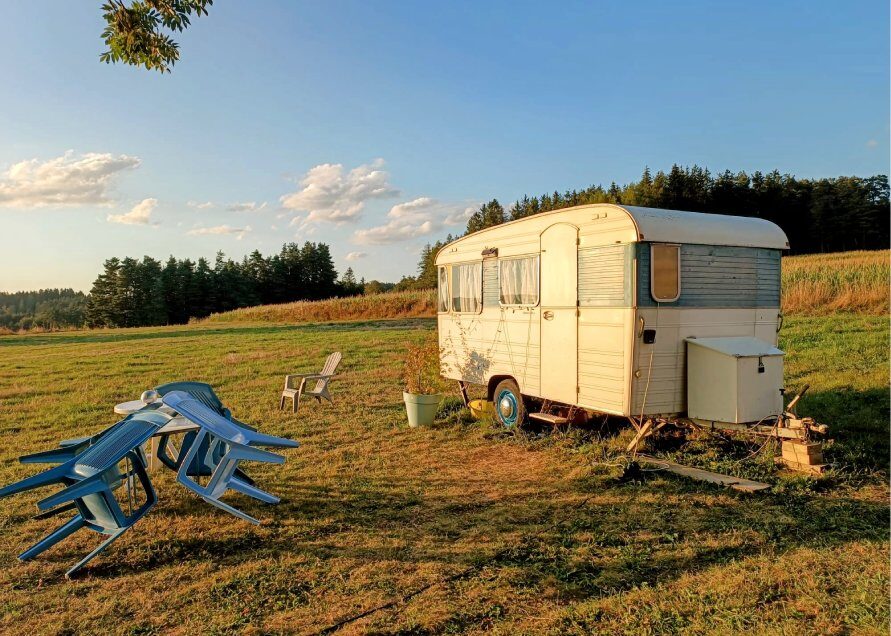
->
280, 352, 342, 413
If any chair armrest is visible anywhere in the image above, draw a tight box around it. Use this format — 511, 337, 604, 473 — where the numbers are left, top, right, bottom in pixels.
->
286, 373, 335, 388
298, 373, 335, 385
285, 373, 312, 389
290, 373, 334, 394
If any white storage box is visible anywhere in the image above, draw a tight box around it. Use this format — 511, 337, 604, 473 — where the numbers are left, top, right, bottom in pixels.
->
686, 337, 784, 424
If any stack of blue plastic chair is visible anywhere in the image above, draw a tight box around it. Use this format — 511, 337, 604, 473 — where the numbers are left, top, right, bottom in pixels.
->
0, 410, 170, 577
0, 383, 300, 576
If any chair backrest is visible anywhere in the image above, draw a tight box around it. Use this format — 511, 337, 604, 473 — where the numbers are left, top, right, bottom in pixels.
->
76, 411, 169, 475
315, 352, 342, 390
161, 391, 299, 448
321, 352, 342, 376
156, 381, 225, 414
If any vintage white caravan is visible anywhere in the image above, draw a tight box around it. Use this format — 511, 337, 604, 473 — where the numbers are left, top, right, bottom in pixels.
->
436, 203, 792, 430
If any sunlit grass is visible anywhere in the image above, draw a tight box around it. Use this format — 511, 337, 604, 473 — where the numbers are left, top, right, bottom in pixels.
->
782, 249, 889, 315
199, 289, 437, 325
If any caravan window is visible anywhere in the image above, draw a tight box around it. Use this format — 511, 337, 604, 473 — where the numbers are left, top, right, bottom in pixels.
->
650, 244, 681, 302
499, 255, 540, 306
437, 266, 449, 312
450, 262, 482, 313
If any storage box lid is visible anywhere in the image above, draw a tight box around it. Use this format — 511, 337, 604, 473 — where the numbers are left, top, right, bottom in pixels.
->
685, 336, 784, 358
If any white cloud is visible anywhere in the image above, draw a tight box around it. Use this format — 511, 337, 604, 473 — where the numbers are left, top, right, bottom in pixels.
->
444, 205, 477, 226
107, 198, 158, 225
187, 224, 252, 240
352, 197, 474, 245
227, 201, 267, 212
188, 200, 214, 209
345, 251, 367, 261
281, 158, 399, 225
0, 150, 140, 208
866, 139, 879, 148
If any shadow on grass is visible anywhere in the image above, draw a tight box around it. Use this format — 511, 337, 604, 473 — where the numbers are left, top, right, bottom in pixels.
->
73, 463, 888, 597
800, 387, 890, 475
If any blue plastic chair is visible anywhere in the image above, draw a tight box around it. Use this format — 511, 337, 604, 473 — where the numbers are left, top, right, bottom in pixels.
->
0, 410, 169, 577
161, 391, 299, 524
153, 382, 256, 482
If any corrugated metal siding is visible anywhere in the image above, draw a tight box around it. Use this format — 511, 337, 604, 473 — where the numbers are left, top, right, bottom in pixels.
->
638, 244, 781, 307
483, 259, 499, 307
578, 245, 632, 306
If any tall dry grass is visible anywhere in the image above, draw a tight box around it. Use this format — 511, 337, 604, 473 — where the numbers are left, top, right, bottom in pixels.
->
198, 288, 437, 324
193, 249, 888, 325
782, 250, 889, 315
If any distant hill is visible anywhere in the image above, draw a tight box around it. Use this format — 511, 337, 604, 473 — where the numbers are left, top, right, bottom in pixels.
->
197, 289, 437, 324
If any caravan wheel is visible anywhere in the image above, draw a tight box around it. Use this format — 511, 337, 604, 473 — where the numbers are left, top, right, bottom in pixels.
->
494, 379, 526, 429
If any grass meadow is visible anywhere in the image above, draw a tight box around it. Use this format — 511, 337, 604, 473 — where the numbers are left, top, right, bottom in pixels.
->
0, 309, 887, 634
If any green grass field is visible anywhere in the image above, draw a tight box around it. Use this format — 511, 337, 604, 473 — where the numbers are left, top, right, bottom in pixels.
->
0, 315, 887, 635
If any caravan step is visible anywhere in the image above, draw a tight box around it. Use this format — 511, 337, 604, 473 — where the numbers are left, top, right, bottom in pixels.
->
529, 412, 568, 425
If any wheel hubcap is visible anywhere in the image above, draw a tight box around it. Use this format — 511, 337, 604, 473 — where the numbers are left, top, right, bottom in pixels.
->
497, 389, 518, 427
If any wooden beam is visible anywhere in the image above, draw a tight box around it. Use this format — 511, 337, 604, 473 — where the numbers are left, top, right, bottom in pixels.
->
457, 381, 470, 407
626, 419, 654, 453
636, 454, 771, 493
688, 419, 808, 440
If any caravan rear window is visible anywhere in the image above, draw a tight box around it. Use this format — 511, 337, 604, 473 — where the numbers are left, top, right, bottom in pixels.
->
437, 266, 449, 312
651, 244, 681, 302
450, 262, 482, 313
499, 256, 540, 305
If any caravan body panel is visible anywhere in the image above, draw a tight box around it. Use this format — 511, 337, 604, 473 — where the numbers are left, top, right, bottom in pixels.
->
436, 204, 787, 419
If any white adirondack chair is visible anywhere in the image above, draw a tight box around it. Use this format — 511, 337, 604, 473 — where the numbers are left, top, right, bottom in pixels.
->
280, 352, 342, 413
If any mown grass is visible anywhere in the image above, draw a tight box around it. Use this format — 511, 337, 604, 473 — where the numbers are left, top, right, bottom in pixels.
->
0, 314, 886, 635
196, 249, 889, 328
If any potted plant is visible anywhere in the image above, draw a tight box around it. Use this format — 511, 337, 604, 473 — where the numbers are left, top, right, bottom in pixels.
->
402, 340, 442, 427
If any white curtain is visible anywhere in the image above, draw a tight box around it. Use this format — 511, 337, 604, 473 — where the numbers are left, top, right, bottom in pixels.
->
451, 263, 482, 312
500, 256, 539, 305
437, 267, 449, 312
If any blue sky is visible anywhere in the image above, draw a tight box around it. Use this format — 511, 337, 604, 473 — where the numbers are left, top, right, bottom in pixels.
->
1, 0, 887, 292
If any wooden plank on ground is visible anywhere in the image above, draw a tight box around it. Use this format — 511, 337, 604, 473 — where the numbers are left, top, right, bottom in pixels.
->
636, 454, 772, 493
529, 412, 568, 425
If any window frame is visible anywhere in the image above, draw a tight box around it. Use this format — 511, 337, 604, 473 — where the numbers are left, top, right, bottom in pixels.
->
449, 261, 484, 315
649, 243, 681, 303
498, 254, 541, 307
436, 265, 450, 313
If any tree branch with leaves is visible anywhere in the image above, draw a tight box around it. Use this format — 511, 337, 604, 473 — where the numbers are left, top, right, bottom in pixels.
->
100, 0, 213, 73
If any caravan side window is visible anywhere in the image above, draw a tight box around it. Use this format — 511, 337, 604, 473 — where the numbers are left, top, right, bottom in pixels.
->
499, 255, 540, 306
437, 266, 450, 312
650, 244, 681, 302
450, 262, 482, 313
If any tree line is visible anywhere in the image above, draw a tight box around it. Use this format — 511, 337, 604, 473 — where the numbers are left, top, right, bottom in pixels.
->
0, 289, 88, 331
85, 242, 362, 328
401, 165, 889, 288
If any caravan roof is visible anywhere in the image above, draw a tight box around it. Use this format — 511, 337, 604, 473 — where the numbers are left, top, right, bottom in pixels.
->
624, 205, 788, 249
437, 204, 789, 263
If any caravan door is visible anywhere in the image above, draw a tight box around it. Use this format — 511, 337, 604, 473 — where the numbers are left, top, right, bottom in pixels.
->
539, 223, 578, 404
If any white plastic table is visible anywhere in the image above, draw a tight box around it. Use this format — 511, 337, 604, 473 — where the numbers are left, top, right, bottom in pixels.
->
113, 400, 199, 471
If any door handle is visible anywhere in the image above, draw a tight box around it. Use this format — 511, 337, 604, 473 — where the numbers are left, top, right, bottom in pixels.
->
543, 310, 554, 320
